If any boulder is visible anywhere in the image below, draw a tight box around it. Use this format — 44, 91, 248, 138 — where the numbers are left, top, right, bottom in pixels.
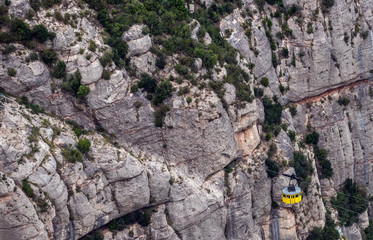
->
127, 35, 152, 56
122, 24, 145, 41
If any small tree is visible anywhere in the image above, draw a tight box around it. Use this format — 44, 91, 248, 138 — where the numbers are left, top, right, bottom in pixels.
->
7, 68, 16, 76
32, 24, 49, 42
261, 77, 269, 87
62, 147, 82, 162
265, 158, 279, 178
153, 81, 172, 106
138, 73, 157, 93
337, 97, 350, 106
52, 60, 66, 79
77, 85, 90, 98
99, 50, 113, 67
77, 138, 91, 153
22, 179, 34, 198
10, 18, 32, 41
40, 49, 58, 66
305, 130, 319, 145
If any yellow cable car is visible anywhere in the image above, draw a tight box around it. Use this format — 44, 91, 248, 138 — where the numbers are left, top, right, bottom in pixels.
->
281, 173, 302, 204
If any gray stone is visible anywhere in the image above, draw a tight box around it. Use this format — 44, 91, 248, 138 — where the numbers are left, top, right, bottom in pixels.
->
223, 83, 236, 105
114, 171, 150, 214
130, 52, 156, 75
122, 24, 145, 41
127, 35, 152, 56
8, 0, 30, 18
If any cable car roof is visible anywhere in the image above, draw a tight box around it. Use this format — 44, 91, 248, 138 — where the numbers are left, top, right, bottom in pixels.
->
282, 186, 302, 195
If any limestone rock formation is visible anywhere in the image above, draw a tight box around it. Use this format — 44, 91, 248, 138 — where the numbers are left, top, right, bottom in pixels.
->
1, 0, 373, 239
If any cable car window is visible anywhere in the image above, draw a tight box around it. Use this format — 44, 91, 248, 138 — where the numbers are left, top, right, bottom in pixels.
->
287, 195, 290, 198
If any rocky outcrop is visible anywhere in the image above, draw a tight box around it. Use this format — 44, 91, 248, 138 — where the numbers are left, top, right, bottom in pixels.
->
127, 36, 152, 56
2, 0, 373, 239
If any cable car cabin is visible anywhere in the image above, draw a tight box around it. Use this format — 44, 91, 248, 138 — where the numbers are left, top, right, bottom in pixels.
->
282, 185, 302, 204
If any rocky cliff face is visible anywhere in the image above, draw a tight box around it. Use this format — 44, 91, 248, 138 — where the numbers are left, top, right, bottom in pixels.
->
1, 0, 373, 239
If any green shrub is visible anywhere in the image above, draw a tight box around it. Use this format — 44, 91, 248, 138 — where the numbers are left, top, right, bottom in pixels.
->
260, 77, 269, 87
156, 52, 166, 69
288, 130, 296, 142
131, 85, 139, 93
101, 69, 111, 80
307, 213, 339, 240
92, 231, 104, 240
331, 178, 368, 226
154, 105, 170, 127
293, 151, 313, 179
292, 151, 313, 193
134, 101, 142, 109
314, 146, 333, 178
263, 96, 282, 127
88, 40, 97, 52
61, 71, 81, 94
265, 158, 279, 178
186, 96, 192, 104
178, 86, 190, 96
265, 133, 272, 141
99, 50, 113, 67
289, 105, 297, 116
305, 130, 319, 145
7, 68, 16, 76
322, 0, 334, 9
77, 85, 90, 98
287, 5, 297, 16
77, 138, 91, 153
40, 49, 58, 66
10, 18, 32, 41
175, 64, 189, 76
153, 81, 172, 106
2, 45, 16, 55
364, 222, 373, 240
193, 48, 218, 69
337, 97, 350, 106
138, 73, 157, 93
106, 209, 151, 233
21, 97, 45, 114
281, 48, 289, 58
32, 24, 49, 42
52, 60, 66, 79
225, 64, 253, 102
30, 0, 40, 11
267, 143, 277, 158
29, 52, 38, 61
66, 120, 87, 137
62, 147, 82, 163
272, 52, 278, 67
22, 179, 34, 198
42, 0, 60, 8
254, 87, 263, 98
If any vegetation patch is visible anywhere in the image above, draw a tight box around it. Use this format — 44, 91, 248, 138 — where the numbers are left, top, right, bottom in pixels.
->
307, 212, 340, 240
291, 151, 313, 194
265, 158, 279, 178
154, 105, 170, 127
104, 210, 151, 233
60, 70, 90, 99
262, 96, 282, 132
22, 178, 35, 198
331, 178, 368, 226
62, 147, 83, 163
77, 138, 91, 154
